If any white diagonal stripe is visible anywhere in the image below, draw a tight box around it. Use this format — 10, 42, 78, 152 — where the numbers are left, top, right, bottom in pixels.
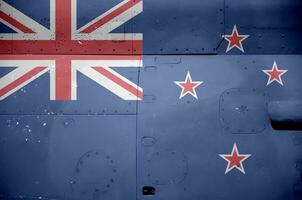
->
0, 0, 53, 40
76, 66, 140, 100
0, 65, 50, 100
73, 0, 143, 40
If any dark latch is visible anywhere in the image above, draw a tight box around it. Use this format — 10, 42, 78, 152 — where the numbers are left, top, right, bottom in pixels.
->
142, 186, 156, 196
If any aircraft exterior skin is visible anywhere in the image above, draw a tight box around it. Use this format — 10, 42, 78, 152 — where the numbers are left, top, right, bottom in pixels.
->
0, 0, 302, 200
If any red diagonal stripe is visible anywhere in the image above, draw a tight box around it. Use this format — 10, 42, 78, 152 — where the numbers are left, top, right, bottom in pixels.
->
0, 67, 46, 97
92, 67, 143, 99
0, 11, 34, 33
80, 0, 141, 33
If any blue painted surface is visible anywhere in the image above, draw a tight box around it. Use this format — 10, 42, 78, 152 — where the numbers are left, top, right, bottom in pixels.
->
0, 67, 15, 77
133, 0, 224, 54
0, 23, 17, 33
0, 115, 137, 200
269, 100, 302, 122
137, 55, 302, 200
0, 0, 302, 199
221, 0, 302, 54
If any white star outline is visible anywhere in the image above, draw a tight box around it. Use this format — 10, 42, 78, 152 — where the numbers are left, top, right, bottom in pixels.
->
223, 25, 249, 53
262, 61, 288, 86
174, 71, 203, 99
219, 143, 251, 174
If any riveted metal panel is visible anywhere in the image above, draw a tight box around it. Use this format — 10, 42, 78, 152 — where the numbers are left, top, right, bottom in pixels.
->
137, 55, 302, 200
0, 0, 142, 55
1, 0, 225, 55
133, 0, 224, 54
143, 150, 188, 186
221, 0, 302, 54
0, 115, 136, 200
0, 56, 139, 114
219, 88, 269, 134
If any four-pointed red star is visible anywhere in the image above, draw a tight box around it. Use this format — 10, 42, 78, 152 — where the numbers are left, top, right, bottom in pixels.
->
174, 71, 203, 99
224, 25, 249, 53
219, 143, 251, 174
262, 61, 288, 86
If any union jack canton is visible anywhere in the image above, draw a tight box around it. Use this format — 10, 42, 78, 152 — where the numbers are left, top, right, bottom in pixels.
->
0, 0, 143, 101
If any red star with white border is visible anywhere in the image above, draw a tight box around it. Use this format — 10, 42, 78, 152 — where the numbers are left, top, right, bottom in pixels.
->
174, 71, 203, 99
223, 25, 249, 53
219, 143, 251, 174
262, 61, 288, 86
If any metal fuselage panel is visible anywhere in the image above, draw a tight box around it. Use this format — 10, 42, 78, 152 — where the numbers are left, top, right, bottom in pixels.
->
0, 0, 302, 200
